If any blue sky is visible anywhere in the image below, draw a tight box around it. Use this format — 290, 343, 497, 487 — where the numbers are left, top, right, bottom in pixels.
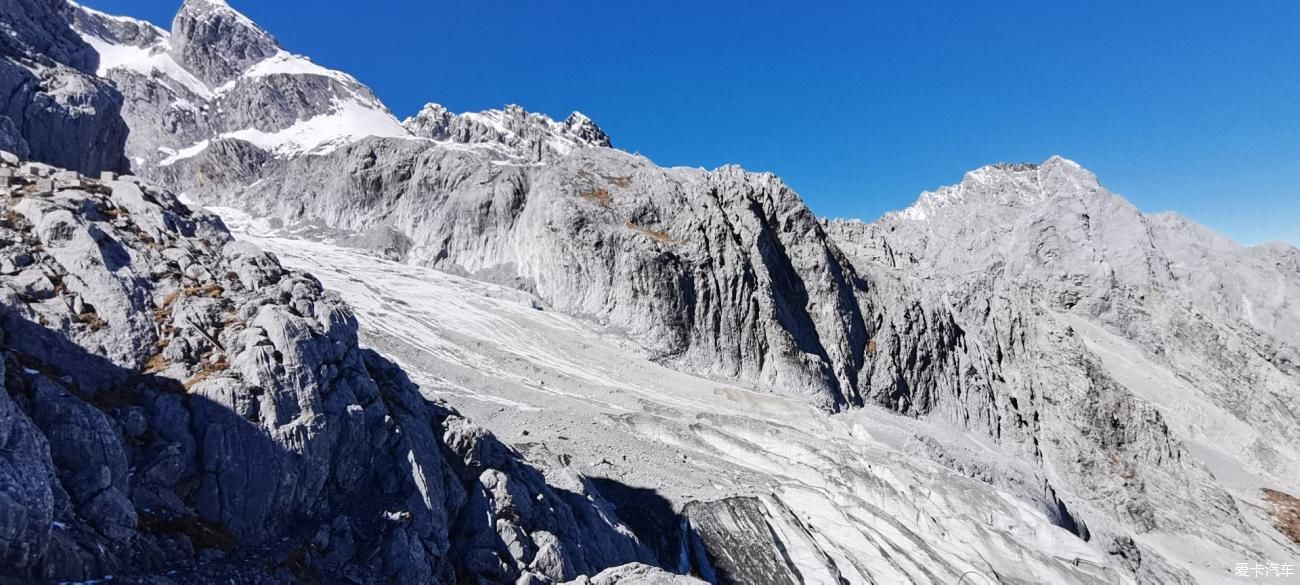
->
85, 0, 1300, 245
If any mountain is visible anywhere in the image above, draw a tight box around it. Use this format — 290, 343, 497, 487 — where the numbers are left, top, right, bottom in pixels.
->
824, 156, 1300, 581
2, 0, 1294, 583
64, 0, 408, 169
825, 156, 1300, 481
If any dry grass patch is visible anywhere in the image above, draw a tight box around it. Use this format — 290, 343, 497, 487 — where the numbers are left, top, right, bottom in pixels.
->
579, 188, 612, 208
78, 312, 107, 332
184, 283, 224, 299
184, 355, 229, 391
161, 290, 182, 308
143, 353, 169, 373
154, 291, 181, 326
602, 174, 633, 188
1264, 489, 1300, 546
139, 234, 164, 251
626, 222, 677, 245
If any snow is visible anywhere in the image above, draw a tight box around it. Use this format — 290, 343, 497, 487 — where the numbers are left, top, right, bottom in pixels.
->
70, 2, 168, 37
159, 99, 410, 165
158, 140, 210, 166
79, 34, 214, 99
80, 34, 151, 76
183, 0, 259, 30
221, 98, 409, 157
214, 50, 366, 95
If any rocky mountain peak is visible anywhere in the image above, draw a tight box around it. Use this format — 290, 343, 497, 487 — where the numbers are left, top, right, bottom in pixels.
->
893, 155, 1103, 221
402, 102, 612, 161
563, 110, 612, 148
402, 102, 454, 140
170, 0, 277, 86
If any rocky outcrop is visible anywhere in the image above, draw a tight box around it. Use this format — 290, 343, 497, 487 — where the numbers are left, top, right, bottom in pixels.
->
682, 497, 819, 585
404, 103, 613, 163
167, 0, 278, 88
562, 563, 705, 585
0, 155, 683, 583
0, 0, 129, 175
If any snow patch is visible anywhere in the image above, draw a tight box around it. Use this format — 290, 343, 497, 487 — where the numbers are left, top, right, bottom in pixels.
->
159, 98, 410, 166
222, 99, 409, 157
214, 50, 366, 95
159, 140, 210, 166
79, 34, 214, 98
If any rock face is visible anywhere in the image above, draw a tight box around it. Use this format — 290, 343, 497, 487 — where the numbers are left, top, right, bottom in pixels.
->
167, 0, 278, 88
826, 156, 1300, 475
403, 103, 613, 163
562, 563, 705, 585
682, 497, 817, 585
0, 156, 683, 582
0, 0, 129, 175
824, 156, 1300, 581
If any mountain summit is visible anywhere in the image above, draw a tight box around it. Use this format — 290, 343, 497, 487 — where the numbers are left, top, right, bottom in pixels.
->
169, 0, 279, 87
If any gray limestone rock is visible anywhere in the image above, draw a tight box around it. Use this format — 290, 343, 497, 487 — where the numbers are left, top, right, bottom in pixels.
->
174, 141, 875, 411
167, 0, 278, 88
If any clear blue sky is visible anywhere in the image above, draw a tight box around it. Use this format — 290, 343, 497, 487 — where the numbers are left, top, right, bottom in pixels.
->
85, 0, 1300, 245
